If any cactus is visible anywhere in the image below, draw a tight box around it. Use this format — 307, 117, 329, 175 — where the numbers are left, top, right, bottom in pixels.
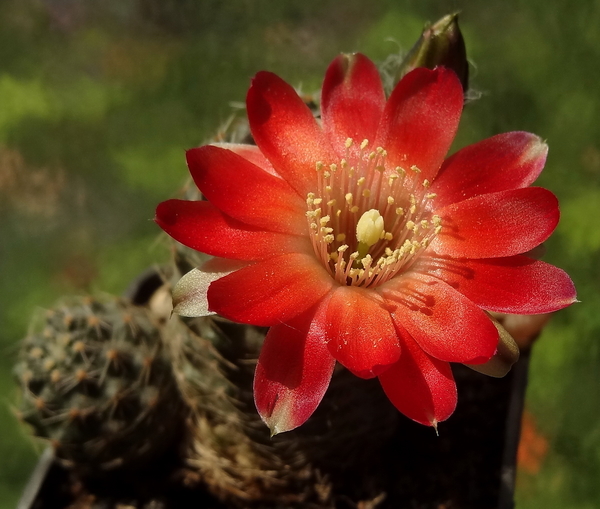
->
14, 295, 184, 471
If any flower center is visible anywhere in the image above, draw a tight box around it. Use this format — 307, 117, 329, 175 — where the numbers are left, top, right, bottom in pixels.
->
305, 138, 442, 288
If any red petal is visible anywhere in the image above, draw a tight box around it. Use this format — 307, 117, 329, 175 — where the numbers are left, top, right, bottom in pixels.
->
212, 143, 280, 177
414, 255, 577, 314
254, 301, 335, 435
375, 67, 463, 183
187, 145, 306, 235
207, 253, 334, 326
155, 200, 309, 260
431, 187, 560, 258
381, 272, 498, 363
379, 333, 456, 427
431, 132, 548, 208
321, 53, 385, 158
325, 286, 400, 379
247, 71, 335, 196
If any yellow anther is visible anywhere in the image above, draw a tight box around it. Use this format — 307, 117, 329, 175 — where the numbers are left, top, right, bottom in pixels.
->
357, 177, 366, 186
387, 196, 395, 205
368, 151, 377, 160
406, 220, 415, 231
411, 165, 421, 173
325, 185, 332, 193
313, 198, 322, 205
422, 179, 431, 188
395, 166, 406, 176
432, 215, 442, 226
329, 164, 337, 172
345, 193, 353, 204
435, 225, 442, 234
362, 189, 371, 198
426, 193, 437, 199
320, 215, 331, 226
341, 159, 348, 168
323, 171, 331, 179
350, 206, 359, 213
421, 220, 429, 228
396, 207, 404, 216
384, 232, 393, 240
349, 268, 364, 278
338, 244, 349, 253
327, 199, 336, 207
330, 252, 339, 262
324, 234, 335, 244
336, 233, 346, 242
360, 139, 369, 150
345, 138, 353, 148
316, 161, 324, 171
361, 254, 373, 268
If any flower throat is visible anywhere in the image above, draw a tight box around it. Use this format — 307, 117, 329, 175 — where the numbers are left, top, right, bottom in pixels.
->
305, 138, 442, 288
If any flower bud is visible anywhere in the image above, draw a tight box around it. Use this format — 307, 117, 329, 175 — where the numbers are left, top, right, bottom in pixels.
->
394, 13, 469, 92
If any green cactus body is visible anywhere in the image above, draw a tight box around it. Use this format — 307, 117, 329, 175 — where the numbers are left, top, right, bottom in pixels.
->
15, 295, 184, 471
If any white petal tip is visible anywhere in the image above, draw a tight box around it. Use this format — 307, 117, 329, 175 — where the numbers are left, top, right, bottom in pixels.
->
171, 264, 235, 317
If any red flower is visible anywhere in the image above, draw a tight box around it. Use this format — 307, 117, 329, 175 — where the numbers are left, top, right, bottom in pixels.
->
156, 54, 576, 434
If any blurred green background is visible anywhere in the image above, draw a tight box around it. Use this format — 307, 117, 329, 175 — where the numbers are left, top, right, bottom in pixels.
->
1, 0, 597, 507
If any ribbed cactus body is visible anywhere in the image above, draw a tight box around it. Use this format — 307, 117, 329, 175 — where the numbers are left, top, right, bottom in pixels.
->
15, 295, 184, 470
